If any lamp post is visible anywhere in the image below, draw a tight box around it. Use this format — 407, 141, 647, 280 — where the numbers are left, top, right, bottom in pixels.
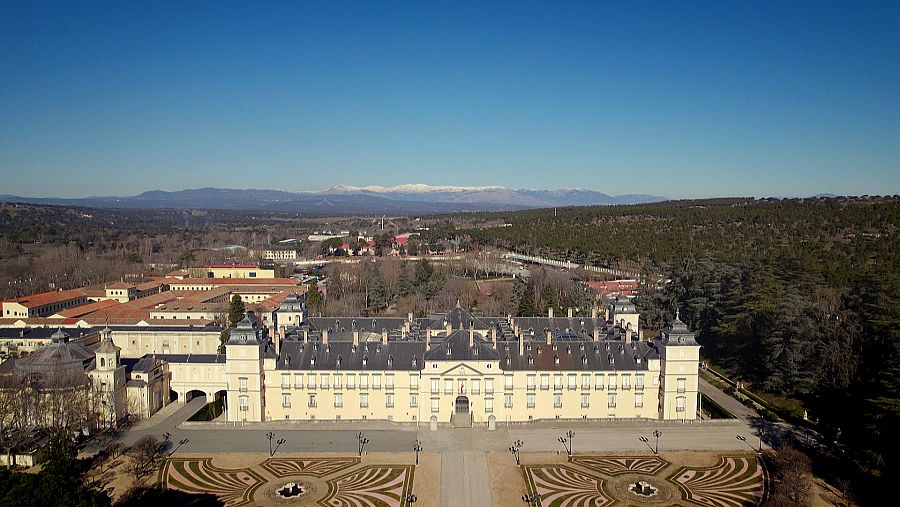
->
169, 438, 189, 456
640, 430, 661, 455
522, 493, 541, 505
509, 439, 524, 466
267, 431, 275, 457
413, 440, 423, 466
356, 432, 369, 457
558, 430, 575, 457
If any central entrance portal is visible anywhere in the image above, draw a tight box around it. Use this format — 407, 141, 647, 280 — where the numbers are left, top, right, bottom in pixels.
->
455, 396, 470, 414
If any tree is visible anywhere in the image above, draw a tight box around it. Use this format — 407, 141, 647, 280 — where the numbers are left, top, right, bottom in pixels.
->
766, 446, 813, 506
41, 432, 79, 478
397, 264, 413, 298
516, 280, 537, 317
227, 295, 246, 327
126, 435, 161, 481
217, 331, 229, 354
366, 267, 387, 312
176, 249, 195, 268
305, 281, 324, 313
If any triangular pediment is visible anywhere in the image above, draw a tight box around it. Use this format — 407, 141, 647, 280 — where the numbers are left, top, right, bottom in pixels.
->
440, 362, 485, 376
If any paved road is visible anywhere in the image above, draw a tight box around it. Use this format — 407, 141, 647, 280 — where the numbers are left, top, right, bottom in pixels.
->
441, 452, 492, 507
699, 377, 758, 420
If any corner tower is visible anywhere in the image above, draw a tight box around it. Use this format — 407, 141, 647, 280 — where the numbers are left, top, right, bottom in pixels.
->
657, 312, 701, 420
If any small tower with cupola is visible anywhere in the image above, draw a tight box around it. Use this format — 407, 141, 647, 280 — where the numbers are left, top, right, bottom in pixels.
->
89, 326, 127, 427
657, 312, 701, 420
224, 317, 267, 422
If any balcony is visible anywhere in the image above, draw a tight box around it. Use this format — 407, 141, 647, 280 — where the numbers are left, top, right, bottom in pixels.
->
622, 385, 631, 391
526, 402, 535, 409
635, 402, 643, 408
581, 403, 590, 409
541, 385, 550, 391
485, 388, 494, 395
281, 384, 290, 390
527, 385, 536, 391
386, 402, 394, 408
282, 403, 291, 408
554, 402, 563, 409
240, 405, 248, 411
239, 387, 248, 393
553, 384, 563, 391
444, 389, 453, 395
608, 385, 617, 391
677, 388, 686, 394
360, 403, 369, 409
308, 401, 317, 408
607, 403, 616, 409
636, 385, 644, 391
504, 403, 513, 409
334, 402, 343, 408
567, 385, 577, 391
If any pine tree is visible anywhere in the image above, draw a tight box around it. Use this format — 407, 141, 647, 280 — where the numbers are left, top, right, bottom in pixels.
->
228, 295, 246, 327
397, 264, 413, 297
366, 267, 387, 311
518, 280, 537, 317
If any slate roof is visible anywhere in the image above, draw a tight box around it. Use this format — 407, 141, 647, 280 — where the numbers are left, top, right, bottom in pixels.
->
154, 354, 225, 364
277, 338, 424, 371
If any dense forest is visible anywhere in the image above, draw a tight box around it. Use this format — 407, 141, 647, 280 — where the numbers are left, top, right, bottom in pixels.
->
435, 196, 899, 498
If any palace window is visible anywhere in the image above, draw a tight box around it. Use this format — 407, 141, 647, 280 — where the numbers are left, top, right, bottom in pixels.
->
582, 374, 591, 390
540, 375, 550, 390
431, 398, 439, 413
526, 394, 535, 409
485, 378, 494, 395
676, 396, 686, 412
239, 395, 249, 411
595, 374, 604, 390
554, 394, 562, 409
320, 374, 329, 389
567, 374, 577, 390
308, 394, 317, 408
635, 393, 644, 408
373, 374, 381, 390
282, 393, 291, 408
581, 393, 590, 408
409, 374, 418, 390
386, 374, 394, 390
334, 374, 342, 389
386, 393, 394, 408
347, 374, 356, 389
307, 374, 317, 389
444, 379, 453, 395
608, 374, 617, 391
431, 378, 439, 394
554, 374, 563, 390
635, 374, 644, 391
334, 393, 343, 408
485, 399, 493, 413
504, 394, 513, 409
281, 374, 290, 389
360, 393, 369, 409
410, 394, 418, 408
607, 393, 617, 408
360, 374, 369, 389
622, 375, 631, 390
527, 375, 536, 391
239, 377, 248, 393
677, 378, 686, 394
294, 374, 303, 389
472, 379, 481, 395
505, 376, 514, 390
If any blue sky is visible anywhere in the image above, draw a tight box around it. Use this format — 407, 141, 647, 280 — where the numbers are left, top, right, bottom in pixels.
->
1, 1, 898, 199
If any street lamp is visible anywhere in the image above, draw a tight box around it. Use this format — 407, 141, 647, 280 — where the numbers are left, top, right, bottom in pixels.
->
509, 439, 524, 466
356, 432, 369, 457
413, 440, 423, 466
267, 431, 275, 457
639, 430, 661, 454
558, 430, 575, 457
522, 493, 540, 505
169, 438, 189, 456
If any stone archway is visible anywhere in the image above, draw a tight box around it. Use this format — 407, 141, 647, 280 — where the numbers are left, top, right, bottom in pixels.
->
430, 415, 438, 431
455, 396, 469, 414
488, 414, 496, 431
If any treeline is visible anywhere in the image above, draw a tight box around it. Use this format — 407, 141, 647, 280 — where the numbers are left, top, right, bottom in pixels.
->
440, 197, 899, 495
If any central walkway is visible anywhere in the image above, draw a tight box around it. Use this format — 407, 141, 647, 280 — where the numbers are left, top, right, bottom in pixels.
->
441, 451, 492, 507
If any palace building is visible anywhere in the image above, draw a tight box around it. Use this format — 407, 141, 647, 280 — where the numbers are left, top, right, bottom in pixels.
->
0, 296, 700, 429
223, 297, 700, 426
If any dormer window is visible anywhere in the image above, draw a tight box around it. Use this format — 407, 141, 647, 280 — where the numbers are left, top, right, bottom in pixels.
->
537, 347, 542, 355
582, 354, 587, 365
528, 355, 534, 365
554, 355, 559, 365
412, 355, 418, 368
566, 346, 571, 354
362, 355, 368, 367
310, 355, 316, 366
446, 347, 451, 356
387, 355, 393, 368
506, 356, 511, 366
336, 355, 342, 368
474, 347, 479, 356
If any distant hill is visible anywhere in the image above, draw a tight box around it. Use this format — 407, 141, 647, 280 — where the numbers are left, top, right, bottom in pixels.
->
0, 185, 666, 215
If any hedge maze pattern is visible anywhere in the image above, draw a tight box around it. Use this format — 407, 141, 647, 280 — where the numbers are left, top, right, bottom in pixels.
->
571, 455, 669, 476
522, 465, 615, 507
161, 458, 265, 507
669, 456, 765, 507
260, 457, 361, 478
522, 455, 765, 507
160, 457, 414, 507
322, 465, 415, 507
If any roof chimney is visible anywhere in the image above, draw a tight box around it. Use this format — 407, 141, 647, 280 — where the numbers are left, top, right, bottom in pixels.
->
593, 326, 600, 341
591, 307, 598, 319
518, 332, 524, 356
626, 327, 633, 341
446, 321, 452, 335
382, 328, 388, 345
469, 328, 475, 348
546, 329, 552, 345
322, 329, 329, 344
353, 330, 359, 347
302, 329, 309, 343
604, 306, 610, 321
490, 326, 497, 345
639, 328, 644, 341
548, 307, 554, 318
567, 307, 573, 318
408, 311, 413, 322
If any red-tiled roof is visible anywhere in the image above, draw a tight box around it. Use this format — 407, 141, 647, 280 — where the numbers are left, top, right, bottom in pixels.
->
53, 299, 121, 318
3, 289, 88, 308
169, 278, 299, 286
203, 264, 260, 269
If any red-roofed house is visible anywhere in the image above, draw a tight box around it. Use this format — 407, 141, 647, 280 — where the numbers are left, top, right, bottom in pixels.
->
583, 279, 639, 300
2, 289, 89, 318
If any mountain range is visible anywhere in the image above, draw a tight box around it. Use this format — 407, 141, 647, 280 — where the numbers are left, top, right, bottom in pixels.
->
0, 185, 667, 215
